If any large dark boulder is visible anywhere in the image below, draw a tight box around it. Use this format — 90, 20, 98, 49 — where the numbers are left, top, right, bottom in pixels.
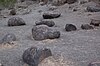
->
32, 25, 60, 40
35, 19, 55, 27
0, 33, 16, 44
8, 17, 26, 26
65, 24, 77, 31
22, 47, 52, 66
81, 24, 94, 30
43, 12, 61, 19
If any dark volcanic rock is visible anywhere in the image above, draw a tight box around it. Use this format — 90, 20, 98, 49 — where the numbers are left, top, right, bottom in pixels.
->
81, 24, 94, 30
9, 9, 16, 15
32, 25, 60, 40
43, 12, 61, 19
90, 19, 100, 26
1, 33, 16, 44
8, 17, 26, 26
22, 47, 52, 66
35, 19, 55, 27
47, 30, 60, 39
67, 0, 77, 4
87, 6, 100, 12
65, 24, 77, 31
88, 61, 100, 66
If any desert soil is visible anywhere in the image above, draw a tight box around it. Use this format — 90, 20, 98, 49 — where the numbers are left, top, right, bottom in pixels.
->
0, 1, 100, 66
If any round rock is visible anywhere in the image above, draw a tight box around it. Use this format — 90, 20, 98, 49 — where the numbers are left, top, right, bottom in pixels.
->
1, 33, 16, 44
43, 11, 61, 19
32, 25, 60, 40
35, 19, 55, 27
65, 24, 77, 31
81, 24, 94, 30
8, 17, 26, 26
9, 9, 16, 15
22, 47, 52, 66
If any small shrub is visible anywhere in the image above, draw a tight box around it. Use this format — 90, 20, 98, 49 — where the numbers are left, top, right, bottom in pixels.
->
0, 0, 16, 8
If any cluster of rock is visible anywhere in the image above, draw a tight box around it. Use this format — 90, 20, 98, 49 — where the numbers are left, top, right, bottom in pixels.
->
1, 0, 100, 66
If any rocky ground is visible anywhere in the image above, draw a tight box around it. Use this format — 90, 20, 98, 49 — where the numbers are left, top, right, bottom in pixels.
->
0, 1, 100, 66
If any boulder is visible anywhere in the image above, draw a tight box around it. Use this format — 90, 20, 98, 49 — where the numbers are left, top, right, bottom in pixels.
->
81, 24, 94, 30
35, 19, 55, 27
43, 11, 61, 19
32, 25, 60, 40
65, 24, 77, 31
22, 47, 52, 66
8, 17, 26, 26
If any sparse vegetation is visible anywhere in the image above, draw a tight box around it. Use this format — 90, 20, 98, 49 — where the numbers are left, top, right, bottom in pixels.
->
0, 0, 16, 8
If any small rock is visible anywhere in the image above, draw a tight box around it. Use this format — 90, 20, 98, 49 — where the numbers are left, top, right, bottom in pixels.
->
87, 6, 100, 12
35, 19, 55, 27
88, 61, 100, 66
43, 11, 61, 19
90, 19, 100, 26
22, 47, 52, 66
81, 24, 94, 30
67, 0, 77, 4
79, 0, 88, 4
65, 24, 77, 31
32, 25, 60, 40
9, 9, 16, 15
8, 17, 26, 26
1, 33, 16, 44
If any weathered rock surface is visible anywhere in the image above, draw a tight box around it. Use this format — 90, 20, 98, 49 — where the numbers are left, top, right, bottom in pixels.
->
65, 24, 77, 31
8, 17, 26, 26
43, 11, 61, 19
9, 9, 16, 15
32, 25, 60, 40
81, 24, 94, 30
22, 47, 52, 66
87, 6, 100, 12
35, 19, 55, 27
0, 33, 16, 44
67, 0, 77, 4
